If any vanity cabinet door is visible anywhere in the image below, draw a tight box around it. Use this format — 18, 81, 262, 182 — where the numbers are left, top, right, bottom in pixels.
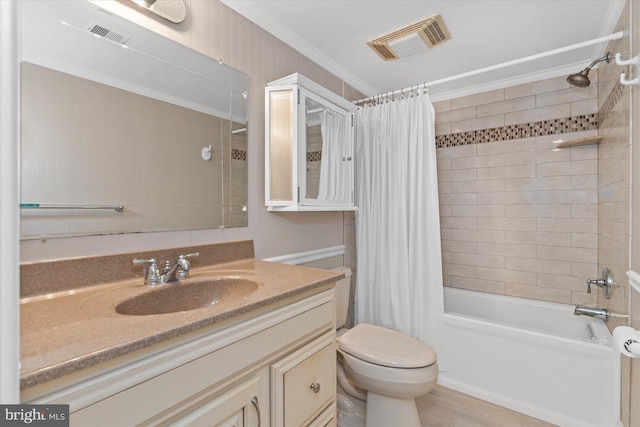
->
271, 331, 336, 426
171, 374, 263, 427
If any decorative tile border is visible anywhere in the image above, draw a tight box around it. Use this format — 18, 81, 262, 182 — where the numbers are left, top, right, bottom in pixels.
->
307, 151, 322, 162
232, 148, 247, 161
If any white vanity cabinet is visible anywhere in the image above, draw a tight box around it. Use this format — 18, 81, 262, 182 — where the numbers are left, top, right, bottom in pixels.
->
27, 289, 336, 427
265, 73, 357, 211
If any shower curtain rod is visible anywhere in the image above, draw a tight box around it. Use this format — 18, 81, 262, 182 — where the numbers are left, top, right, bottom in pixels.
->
353, 31, 624, 105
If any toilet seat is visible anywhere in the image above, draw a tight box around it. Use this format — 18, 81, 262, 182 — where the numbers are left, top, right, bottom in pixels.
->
337, 323, 436, 368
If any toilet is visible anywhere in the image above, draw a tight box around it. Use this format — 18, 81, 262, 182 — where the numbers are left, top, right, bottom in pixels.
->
332, 267, 438, 427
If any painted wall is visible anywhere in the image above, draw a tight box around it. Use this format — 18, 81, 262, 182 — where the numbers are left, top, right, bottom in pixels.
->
20, 0, 363, 263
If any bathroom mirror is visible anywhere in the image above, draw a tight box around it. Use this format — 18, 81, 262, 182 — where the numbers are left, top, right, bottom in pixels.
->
19, 1, 248, 239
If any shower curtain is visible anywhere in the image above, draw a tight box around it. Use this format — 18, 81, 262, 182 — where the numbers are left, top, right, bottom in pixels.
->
355, 90, 444, 354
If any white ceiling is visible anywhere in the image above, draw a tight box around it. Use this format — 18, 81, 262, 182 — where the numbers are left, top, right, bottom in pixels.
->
220, 0, 625, 100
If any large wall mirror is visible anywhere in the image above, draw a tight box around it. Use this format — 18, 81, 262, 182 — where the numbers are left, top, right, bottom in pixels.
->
19, 1, 248, 240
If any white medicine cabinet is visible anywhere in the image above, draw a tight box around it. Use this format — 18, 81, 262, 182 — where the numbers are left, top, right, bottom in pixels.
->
265, 73, 357, 211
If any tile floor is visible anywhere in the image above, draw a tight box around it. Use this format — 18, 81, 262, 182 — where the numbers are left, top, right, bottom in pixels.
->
415, 386, 557, 427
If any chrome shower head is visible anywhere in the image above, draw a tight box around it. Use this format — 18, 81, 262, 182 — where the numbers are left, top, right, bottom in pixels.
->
567, 69, 592, 88
567, 52, 612, 88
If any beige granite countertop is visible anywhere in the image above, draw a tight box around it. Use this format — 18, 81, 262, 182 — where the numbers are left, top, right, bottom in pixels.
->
20, 258, 342, 390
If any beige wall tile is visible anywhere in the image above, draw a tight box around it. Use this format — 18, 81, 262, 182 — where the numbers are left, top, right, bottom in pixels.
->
506, 283, 571, 304
451, 252, 505, 269
451, 229, 505, 243
476, 96, 535, 118
535, 86, 597, 108
477, 217, 537, 231
450, 88, 504, 110
477, 267, 537, 286
537, 218, 597, 233
504, 76, 569, 99
477, 242, 536, 258
437, 144, 477, 159
477, 164, 536, 180
451, 156, 477, 169
452, 205, 505, 218
451, 114, 505, 133
436, 106, 476, 124
570, 99, 599, 116
441, 216, 477, 230
451, 179, 506, 193
505, 257, 572, 275
452, 276, 506, 294
505, 103, 570, 125
476, 138, 535, 155
506, 230, 571, 247
438, 168, 477, 182
505, 204, 571, 218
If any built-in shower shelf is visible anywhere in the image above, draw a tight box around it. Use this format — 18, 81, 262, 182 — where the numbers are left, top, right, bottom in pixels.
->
556, 136, 603, 148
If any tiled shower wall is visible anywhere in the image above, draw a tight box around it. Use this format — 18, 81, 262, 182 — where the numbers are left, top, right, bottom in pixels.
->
435, 76, 605, 305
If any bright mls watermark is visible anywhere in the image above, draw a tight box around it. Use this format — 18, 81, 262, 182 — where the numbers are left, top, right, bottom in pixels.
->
0, 405, 68, 426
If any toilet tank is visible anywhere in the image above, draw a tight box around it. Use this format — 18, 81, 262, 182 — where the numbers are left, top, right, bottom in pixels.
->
331, 267, 352, 329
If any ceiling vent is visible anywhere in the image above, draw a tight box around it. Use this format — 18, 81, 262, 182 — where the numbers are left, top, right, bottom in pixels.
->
367, 14, 451, 61
87, 23, 131, 44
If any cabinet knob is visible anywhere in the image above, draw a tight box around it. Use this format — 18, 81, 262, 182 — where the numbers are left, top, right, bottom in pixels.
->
310, 382, 321, 393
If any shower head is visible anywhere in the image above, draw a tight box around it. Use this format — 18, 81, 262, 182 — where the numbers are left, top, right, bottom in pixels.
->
567, 52, 612, 88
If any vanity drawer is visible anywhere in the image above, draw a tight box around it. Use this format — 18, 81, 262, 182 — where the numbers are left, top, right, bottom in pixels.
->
272, 331, 336, 426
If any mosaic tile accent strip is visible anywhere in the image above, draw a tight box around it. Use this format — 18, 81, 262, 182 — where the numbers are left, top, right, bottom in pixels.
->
232, 149, 247, 161
435, 114, 599, 148
598, 82, 631, 127
307, 151, 322, 162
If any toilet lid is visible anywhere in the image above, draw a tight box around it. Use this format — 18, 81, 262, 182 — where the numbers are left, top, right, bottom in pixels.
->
337, 323, 436, 368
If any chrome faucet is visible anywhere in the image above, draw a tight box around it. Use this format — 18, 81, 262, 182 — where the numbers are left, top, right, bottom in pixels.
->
574, 305, 609, 321
133, 252, 199, 285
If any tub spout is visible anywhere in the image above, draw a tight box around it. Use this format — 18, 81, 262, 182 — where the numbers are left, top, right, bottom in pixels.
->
574, 305, 609, 321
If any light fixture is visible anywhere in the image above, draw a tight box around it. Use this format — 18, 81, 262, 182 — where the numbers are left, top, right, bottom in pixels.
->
129, 0, 187, 24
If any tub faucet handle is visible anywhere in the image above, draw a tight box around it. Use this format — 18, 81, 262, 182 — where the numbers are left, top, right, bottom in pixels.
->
586, 268, 614, 299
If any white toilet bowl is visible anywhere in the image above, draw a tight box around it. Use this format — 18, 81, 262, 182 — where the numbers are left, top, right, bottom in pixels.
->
331, 268, 438, 427
337, 323, 438, 427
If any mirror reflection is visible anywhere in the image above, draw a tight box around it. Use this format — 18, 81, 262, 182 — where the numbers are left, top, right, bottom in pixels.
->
19, 1, 248, 239
304, 97, 351, 204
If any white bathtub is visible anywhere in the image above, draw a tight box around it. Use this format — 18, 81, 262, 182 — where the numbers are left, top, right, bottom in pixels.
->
439, 287, 620, 427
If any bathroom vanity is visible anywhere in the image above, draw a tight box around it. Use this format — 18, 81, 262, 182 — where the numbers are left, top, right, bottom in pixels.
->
20, 242, 341, 426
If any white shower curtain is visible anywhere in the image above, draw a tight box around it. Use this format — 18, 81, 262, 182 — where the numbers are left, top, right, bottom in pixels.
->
355, 91, 444, 354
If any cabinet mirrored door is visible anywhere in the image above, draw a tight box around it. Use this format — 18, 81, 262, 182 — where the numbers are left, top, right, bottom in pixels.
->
300, 89, 354, 207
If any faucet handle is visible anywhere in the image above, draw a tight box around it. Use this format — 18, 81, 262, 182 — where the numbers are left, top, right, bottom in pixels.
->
176, 252, 199, 280
132, 258, 161, 285
180, 252, 200, 260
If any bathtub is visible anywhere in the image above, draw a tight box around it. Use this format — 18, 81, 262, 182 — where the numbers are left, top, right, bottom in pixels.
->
439, 287, 620, 427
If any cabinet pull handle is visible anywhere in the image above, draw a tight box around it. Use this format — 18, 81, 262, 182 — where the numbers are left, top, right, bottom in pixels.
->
310, 382, 321, 393
251, 396, 261, 427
